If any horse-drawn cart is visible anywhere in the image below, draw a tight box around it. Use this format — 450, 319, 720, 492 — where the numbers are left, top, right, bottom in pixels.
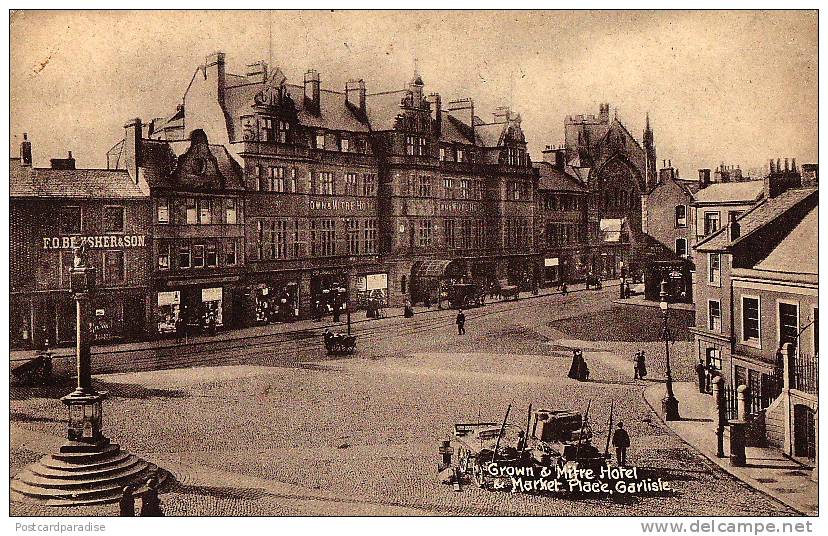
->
323, 330, 357, 355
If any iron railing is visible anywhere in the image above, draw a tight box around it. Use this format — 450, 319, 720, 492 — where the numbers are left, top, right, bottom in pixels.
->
792, 353, 818, 394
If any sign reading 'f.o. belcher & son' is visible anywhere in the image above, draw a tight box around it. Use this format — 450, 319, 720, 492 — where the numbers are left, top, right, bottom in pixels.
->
42, 235, 147, 250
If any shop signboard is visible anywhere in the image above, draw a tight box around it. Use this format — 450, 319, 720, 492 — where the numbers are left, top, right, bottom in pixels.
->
544, 257, 559, 267
202, 287, 223, 302
42, 235, 147, 250
157, 291, 180, 306
366, 273, 388, 291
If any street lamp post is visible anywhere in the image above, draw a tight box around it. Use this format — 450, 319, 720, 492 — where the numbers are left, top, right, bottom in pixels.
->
660, 279, 680, 421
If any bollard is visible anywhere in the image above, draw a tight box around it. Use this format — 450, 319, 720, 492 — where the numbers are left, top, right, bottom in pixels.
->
729, 422, 747, 467
712, 376, 726, 458
118, 485, 135, 517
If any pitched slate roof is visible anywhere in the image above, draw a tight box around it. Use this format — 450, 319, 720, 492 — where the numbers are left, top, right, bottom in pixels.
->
693, 180, 764, 204
222, 81, 370, 141
10, 158, 148, 199
364, 90, 408, 132
754, 206, 817, 275
474, 122, 505, 148
694, 187, 817, 252
535, 161, 587, 192
439, 113, 473, 144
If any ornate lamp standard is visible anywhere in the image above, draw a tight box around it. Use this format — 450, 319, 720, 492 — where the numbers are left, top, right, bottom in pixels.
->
660, 279, 680, 421
11, 245, 164, 506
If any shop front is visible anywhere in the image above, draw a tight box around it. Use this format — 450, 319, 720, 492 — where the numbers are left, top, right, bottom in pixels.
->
410, 259, 468, 306
310, 272, 349, 317
252, 279, 300, 324
542, 256, 560, 285
154, 280, 242, 336
644, 260, 693, 303
506, 257, 536, 291
353, 273, 389, 309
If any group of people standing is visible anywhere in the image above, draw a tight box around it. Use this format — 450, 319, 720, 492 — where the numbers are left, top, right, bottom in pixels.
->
694, 358, 721, 393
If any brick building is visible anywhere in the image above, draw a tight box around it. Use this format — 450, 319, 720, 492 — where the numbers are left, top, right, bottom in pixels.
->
534, 147, 589, 285
10, 137, 152, 348
130, 52, 537, 314
108, 119, 247, 335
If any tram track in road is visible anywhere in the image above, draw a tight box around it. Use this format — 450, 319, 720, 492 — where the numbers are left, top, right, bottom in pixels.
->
60, 287, 614, 377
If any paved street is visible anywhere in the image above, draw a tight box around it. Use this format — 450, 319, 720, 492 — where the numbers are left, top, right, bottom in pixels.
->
11, 288, 796, 516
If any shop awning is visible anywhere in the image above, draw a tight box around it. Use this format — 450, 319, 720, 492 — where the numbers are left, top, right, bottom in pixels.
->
412, 259, 465, 279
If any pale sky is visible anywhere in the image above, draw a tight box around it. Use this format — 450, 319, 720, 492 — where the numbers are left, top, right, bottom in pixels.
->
10, 10, 818, 177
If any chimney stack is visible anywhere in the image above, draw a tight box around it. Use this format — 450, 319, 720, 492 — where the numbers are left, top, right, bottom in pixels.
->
20, 133, 32, 166
50, 151, 76, 170
447, 98, 475, 129
345, 79, 367, 117
698, 168, 711, 188
304, 70, 321, 115
122, 118, 142, 185
426, 93, 441, 134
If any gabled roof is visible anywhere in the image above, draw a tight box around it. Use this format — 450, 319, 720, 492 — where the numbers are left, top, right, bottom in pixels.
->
10, 159, 148, 199
535, 161, 587, 192
474, 122, 505, 148
754, 206, 817, 275
693, 180, 764, 204
439, 113, 473, 145
694, 187, 817, 252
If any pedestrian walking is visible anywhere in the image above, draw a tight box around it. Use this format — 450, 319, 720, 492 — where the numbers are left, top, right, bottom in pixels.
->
456, 309, 466, 335
695, 359, 707, 393
119, 485, 136, 517
404, 301, 414, 318
139, 476, 164, 517
634, 350, 647, 380
612, 422, 631, 467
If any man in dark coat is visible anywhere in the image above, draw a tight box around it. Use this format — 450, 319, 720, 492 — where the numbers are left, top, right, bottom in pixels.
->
612, 422, 631, 466
695, 359, 707, 393
456, 310, 466, 335
634, 351, 647, 380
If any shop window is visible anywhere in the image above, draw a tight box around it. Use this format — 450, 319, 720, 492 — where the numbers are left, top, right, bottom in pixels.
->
158, 244, 170, 270
345, 173, 359, 196
193, 245, 205, 268
157, 198, 169, 224
178, 246, 191, 269
362, 174, 376, 196
708, 300, 721, 332
103, 251, 125, 285
104, 206, 125, 233
742, 296, 760, 343
364, 219, 377, 254
226, 198, 237, 224
206, 244, 218, 267
59, 206, 81, 235
186, 198, 198, 224
708, 253, 721, 286
226, 241, 238, 266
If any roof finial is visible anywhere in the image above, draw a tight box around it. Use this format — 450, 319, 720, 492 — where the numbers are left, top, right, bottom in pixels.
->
645, 112, 651, 130
412, 56, 423, 86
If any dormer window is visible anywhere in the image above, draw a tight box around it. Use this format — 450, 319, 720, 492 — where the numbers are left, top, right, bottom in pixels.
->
315, 132, 326, 150
456, 147, 466, 163
341, 137, 350, 152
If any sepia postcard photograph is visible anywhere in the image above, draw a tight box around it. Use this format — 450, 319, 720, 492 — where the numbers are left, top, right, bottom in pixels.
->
5, 6, 821, 526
